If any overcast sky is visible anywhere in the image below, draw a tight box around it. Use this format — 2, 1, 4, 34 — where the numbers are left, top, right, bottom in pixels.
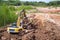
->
20, 0, 52, 3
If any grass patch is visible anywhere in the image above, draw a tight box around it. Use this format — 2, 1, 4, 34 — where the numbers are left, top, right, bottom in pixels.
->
17, 5, 33, 11
0, 4, 17, 27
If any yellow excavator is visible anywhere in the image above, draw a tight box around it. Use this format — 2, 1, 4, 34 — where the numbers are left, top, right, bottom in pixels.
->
7, 9, 27, 33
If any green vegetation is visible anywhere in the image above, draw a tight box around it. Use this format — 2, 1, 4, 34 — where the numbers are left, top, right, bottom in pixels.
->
47, 1, 60, 7
0, 4, 17, 27
0, 0, 60, 27
17, 5, 33, 11
0, 4, 32, 27
0, 1, 60, 7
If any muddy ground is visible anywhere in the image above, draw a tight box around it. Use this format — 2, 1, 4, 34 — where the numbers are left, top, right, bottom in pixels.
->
0, 13, 60, 40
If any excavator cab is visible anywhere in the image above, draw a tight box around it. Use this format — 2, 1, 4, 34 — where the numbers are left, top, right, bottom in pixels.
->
7, 23, 23, 33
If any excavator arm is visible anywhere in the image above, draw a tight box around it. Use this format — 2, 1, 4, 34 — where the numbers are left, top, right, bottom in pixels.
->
17, 9, 26, 28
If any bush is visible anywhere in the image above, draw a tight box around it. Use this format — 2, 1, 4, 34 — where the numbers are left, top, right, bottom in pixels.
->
0, 4, 17, 27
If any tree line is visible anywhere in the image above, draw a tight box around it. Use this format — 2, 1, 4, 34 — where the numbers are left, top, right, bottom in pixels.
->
0, 0, 60, 6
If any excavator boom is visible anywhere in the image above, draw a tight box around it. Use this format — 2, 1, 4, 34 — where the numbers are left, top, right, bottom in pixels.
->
17, 9, 26, 27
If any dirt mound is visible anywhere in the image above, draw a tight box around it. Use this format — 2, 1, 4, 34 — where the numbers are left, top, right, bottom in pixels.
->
0, 13, 60, 40
22, 14, 60, 40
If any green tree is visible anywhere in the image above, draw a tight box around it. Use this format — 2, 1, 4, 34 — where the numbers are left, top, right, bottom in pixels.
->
48, 1, 60, 6
7, 0, 20, 5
